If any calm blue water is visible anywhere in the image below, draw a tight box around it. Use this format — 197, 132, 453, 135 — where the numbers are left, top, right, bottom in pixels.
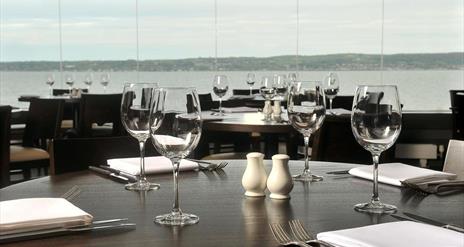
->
0, 70, 463, 110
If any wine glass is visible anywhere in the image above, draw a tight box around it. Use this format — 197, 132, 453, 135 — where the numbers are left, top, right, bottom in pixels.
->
65, 74, 75, 94
351, 85, 402, 214
288, 72, 298, 83
120, 83, 161, 191
287, 81, 326, 182
274, 74, 288, 100
101, 73, 110, 93
45, 74, 55, 97
213, 75, 229, 115
323, 72, 340, 111
246, 73, 256, 95
84, 73, 93, 91
149, 87, 202, 226
260, 76, 276, 121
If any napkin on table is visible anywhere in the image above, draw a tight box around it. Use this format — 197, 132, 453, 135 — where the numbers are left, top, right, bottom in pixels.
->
317, 221, 464, 247
0, 198, 93, 235
348, 163, 457, 187
107, 156, 198, 176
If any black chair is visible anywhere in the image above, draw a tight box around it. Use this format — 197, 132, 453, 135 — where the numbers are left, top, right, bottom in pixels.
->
10, 99, 64, 180
232, 89, 260, 96
326, 95, 354, 110
0, 106, 11, 188
51, 136, 160, 175
198, 93, 217, 111
311, 115, 395, 164
77, 93, 124, 137
450, 90, 464, 140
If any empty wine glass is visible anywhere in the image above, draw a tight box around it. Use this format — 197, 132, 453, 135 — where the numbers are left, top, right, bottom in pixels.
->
121, 83, 160, 191
101, 73, 110, 93
287, 81, 326, 182
274, 74, 288, 100
45, 74, 55, 97
351, 85, 402, 214
323, 72, 340, 111
84, 73, 93, 91
149, 87, 202, 226
246, 73, 256, 95
213, 75, 229, 115
65, 74, 74, 94
260, 76, 276, 121
288, 72, 298, 83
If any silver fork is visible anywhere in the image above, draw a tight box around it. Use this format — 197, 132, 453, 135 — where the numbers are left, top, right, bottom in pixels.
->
60, 185, 82, 202
188, 159, 228, 171
289, 220, 337, 247
269, 223, 311, 247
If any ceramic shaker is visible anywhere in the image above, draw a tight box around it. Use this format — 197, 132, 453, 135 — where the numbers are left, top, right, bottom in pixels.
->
267, 154, 293, 199
242, 152, 267, 197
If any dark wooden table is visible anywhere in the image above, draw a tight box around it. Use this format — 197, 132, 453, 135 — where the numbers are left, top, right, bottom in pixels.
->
203, 112, 297, 157
1, 160, 463, 247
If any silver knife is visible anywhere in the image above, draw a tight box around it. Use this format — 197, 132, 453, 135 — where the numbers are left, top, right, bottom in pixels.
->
403, 212, 464, 233
98, 165, 139, 182
88, 166, 136, 183
326, 170, 350, 175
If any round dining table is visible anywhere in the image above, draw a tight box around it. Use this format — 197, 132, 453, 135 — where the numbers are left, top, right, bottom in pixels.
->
1, 160, 463, 247
202, 112, 298, 158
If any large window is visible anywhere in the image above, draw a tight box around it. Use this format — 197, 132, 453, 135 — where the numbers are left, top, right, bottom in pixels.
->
1, 0, 463, 110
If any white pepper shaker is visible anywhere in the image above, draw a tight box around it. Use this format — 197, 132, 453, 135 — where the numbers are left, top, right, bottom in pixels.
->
267, 154, 293, 199
242, 152, 267, 197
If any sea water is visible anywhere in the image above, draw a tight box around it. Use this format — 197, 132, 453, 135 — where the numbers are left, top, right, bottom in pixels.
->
0, 70, 463, 110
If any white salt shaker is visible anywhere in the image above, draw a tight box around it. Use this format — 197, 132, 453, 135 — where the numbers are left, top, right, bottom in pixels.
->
242, 152, 267, 197
267, 154, 293, 199
272, 100, 282, 117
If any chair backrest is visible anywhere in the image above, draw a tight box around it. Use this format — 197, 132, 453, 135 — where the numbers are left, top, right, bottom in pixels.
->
450, 90, 464, 140
198, 93, 215, 111
23, 98, 64, 148
311, 115, 395, 164
0, 106, 11, 188
78, 93, 124, 137
50, 136, 160, 175
443, 139, 464, 179
53, 88, 88, 96
232, 89, 260, 96
326, 95, 354, 110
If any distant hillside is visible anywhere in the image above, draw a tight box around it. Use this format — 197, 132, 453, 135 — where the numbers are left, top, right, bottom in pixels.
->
1, 53, 463, 71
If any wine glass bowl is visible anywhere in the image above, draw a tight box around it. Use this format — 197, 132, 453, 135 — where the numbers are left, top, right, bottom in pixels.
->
65, 74, 75, 93
287, 81, 326, 182
213, 75, 229, 115
84, 73, 93, 91
120, 83, 160, 191
323, 72, 340, 111
351, 85, 402, 214
149, 87, 202, 226
274, 74, 288, 99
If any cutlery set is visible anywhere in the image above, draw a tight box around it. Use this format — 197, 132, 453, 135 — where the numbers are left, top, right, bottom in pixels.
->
269, 220, 336, 247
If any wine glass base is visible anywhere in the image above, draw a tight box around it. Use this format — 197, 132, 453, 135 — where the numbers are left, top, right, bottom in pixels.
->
125, 180, 160, 191
354, 202, 397, 214
154, 212, 199, 226
292, 173, 323, 182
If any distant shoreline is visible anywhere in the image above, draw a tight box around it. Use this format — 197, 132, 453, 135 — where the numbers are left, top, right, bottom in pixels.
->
1, 52, 463, 71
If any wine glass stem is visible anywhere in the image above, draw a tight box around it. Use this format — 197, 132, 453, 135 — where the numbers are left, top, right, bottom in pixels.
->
250, 87, 252, 95
371, 154, 380, 203
329, 99, 333, 110
139, 141, 147, 181
303, 135, 310, 173
172, 160, 180, 214
49, 86, 53, 97
219, 98, 222, 113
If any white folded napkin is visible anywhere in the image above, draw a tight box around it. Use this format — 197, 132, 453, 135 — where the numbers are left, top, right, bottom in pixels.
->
317, 221, 464, 247
348, 163, 457, 187
107, 156, 198, 176
0, 198, 93, 235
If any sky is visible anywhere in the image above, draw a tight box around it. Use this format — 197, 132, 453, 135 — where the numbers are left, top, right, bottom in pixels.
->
0, 0, 463, 61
